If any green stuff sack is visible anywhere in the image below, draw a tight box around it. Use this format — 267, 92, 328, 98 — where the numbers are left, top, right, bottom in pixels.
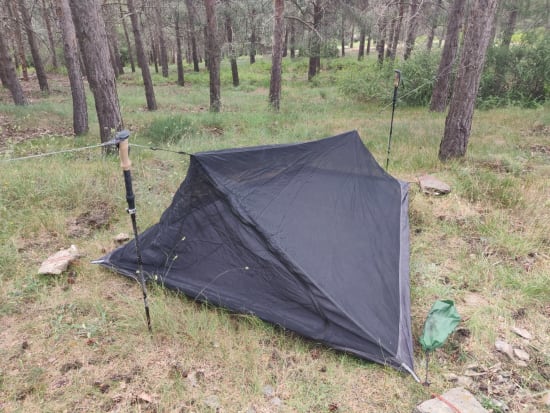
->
420, 300, 461, 352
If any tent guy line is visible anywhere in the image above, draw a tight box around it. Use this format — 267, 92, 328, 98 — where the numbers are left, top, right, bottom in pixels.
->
0, 141, 193, 163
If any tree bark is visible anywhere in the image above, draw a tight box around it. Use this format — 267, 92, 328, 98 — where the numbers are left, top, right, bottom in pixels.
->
154, 2, 168, 77
69, 0, 123, 144
127, 0, 157, 110
290, 19, 296, 58
430, 0, 466, 112
225, 9, 239, 87
390, 1, 405, 60
18, 0, 49, 92
175, 10, 185, 86
55, 0, 88, 135
42, 0, 58, 68
204, 0, 220, 112
184, 0, 200, 72
341, 13, 345, 56
439, 0, 499, 161
269, 0, 284, 110
249, 8, 257, 64
308, 1, 322, 81
358, 27, 366, 60
120, 3, 135, 73
377, 15, 387, 65
7, 0, 28, 81
403, 0, 420, 60
426, 0, 442, 52
0, 27, 27, 104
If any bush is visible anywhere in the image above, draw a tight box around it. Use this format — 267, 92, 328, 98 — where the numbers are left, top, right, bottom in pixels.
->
143, 116, 197, 145
479, 30, 549, 107
335, 61, 394, 103
399, 51, 440, 106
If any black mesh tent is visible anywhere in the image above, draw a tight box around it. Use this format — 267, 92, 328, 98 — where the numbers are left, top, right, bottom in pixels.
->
96, 130, 418, 380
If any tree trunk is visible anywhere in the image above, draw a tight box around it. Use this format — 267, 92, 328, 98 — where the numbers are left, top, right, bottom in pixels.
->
69, 0, 123, 144
439, 0, 499, 161
120, 4, 135, 73
55, 0, 88, 135
7, 0, 28, 81
0, 27, 27, 104
225, 10, 239, 87
501, 4, 518, 49
185, 0, 200, 72
426, 0, 442, 52
283, 26, 288, 57
269, 0, 284, 110
290, 19, 296, 58
350, 26, 354, 49
403, 0, 420, 60
308, 1, 322, 81
377, 16, 387, 65
249, 9, 257, 64
366, 33, 371, 55
358, 27, 366, 60
204, 0, 220, 112
341, 13, 345, 56
390, 1, 405, 60
154, 3, 168, 77
127, 0, 157, 110
175, 11, 185, 86
430, 0, 466, 112
18, 0, 49, 92
42, 0, 58, 69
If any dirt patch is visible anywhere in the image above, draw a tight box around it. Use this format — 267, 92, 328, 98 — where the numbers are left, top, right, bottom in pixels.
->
67, 202, 115, 238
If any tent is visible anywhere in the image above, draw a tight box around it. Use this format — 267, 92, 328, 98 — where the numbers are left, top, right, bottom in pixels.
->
96, 130, 418, 379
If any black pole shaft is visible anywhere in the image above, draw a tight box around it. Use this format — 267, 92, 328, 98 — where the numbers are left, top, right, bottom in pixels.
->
385, 87, 398, 170
123, 168, 152, 333
385, 70, 401, 171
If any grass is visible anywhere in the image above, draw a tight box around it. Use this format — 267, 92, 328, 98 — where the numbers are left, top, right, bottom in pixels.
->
0, 55, 549, 412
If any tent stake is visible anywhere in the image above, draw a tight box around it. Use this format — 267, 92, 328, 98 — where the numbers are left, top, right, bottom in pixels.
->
115, 130, 152, 333
385, 70, 401, 171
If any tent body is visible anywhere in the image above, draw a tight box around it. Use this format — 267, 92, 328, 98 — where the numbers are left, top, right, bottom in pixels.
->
97, 130, 416, 378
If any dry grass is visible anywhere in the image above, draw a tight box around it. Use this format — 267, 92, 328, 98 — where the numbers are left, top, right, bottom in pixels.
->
1, 59, 549, 412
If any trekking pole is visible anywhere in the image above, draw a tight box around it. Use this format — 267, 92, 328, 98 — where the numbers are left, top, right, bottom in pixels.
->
385, 69, 401, 171
114, 130, 152, 333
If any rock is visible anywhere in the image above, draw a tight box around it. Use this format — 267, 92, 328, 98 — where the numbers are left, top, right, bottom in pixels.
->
541, 392, 550, 407
513, 348, 530, 361
495, 340, 514, 360
413, 387, 489, 413
270, 397, 283, 407
489, 399, 509, 412
246, 407, 257, 413
418, 175, 451, 196
444, 373, 459, 382
114, 233, 130, 243
203, 395, 220, 409
511, 327, 532, 340
262, 385, 275, 397
38, 245, 81, 275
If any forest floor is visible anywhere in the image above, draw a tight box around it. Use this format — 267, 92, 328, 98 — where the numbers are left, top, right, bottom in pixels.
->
0, 60, 549, 412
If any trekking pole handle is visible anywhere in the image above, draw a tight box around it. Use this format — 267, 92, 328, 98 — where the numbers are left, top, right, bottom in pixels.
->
394, 69, 401, 88
116, 130, 131, 171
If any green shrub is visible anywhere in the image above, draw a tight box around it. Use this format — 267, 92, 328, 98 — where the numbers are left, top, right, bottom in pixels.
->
399, 51, 440, 106
143, 116, 198, 145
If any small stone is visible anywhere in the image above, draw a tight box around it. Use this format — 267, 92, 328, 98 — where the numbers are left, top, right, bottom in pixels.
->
246, 407, 257, 413
514, 359, 528, 367
490, 399, 509, 412
203, 395, 219, 409
262, 385, 275, 397
513, 348, 530, 361
495, 340, 514, 360
270, 397, 282, 407
444, 373, 459, 382
541, 392, 550, 407
511, 327, 532, 340
114, 233, 130, 243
